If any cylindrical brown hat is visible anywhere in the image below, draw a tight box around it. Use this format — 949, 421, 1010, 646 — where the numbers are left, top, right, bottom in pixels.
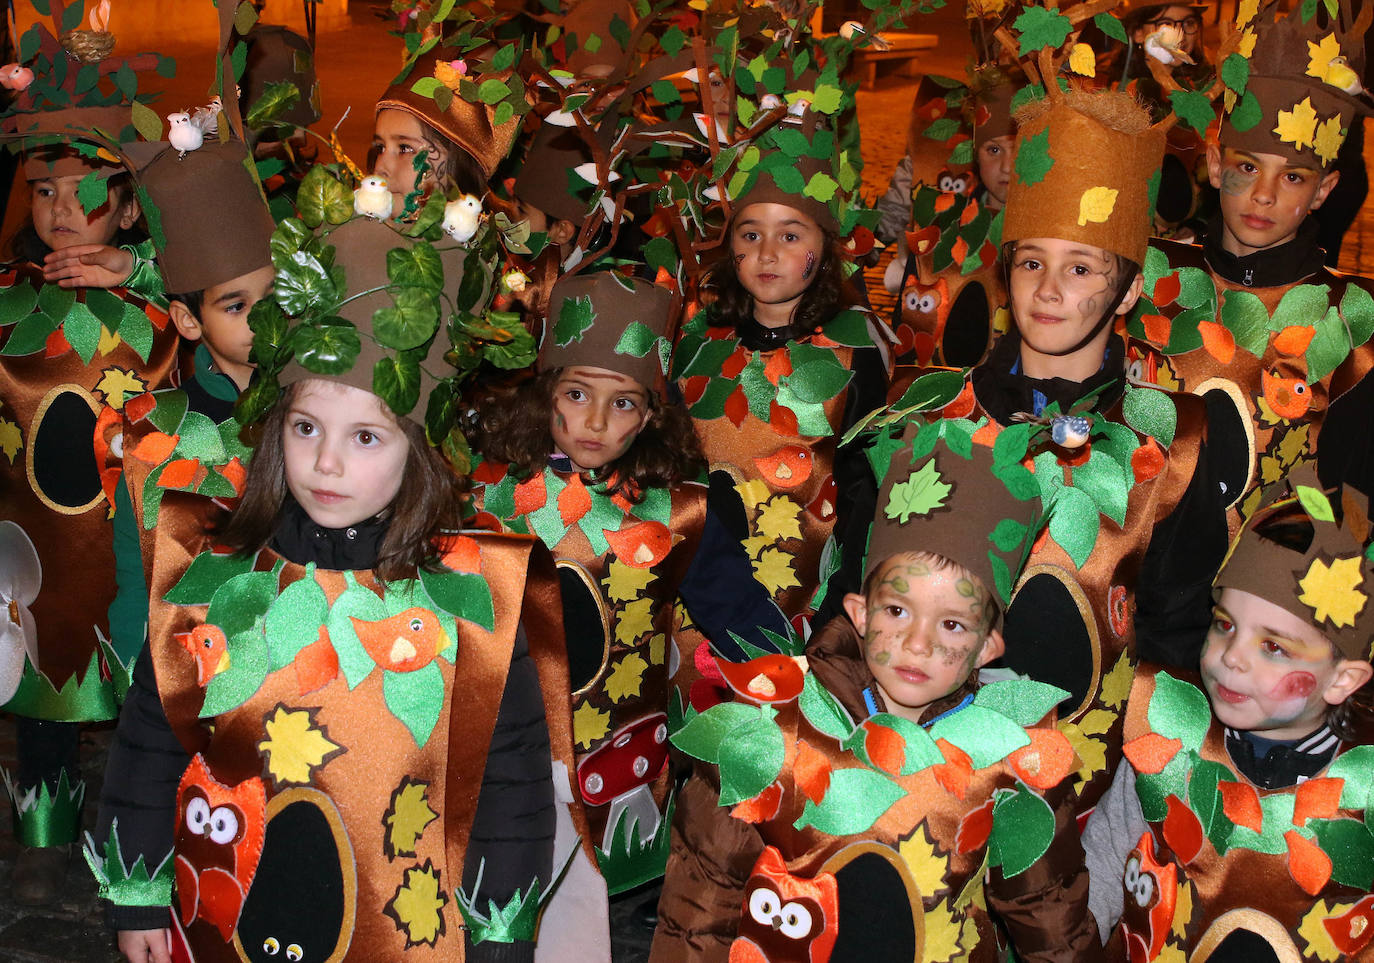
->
1216, 484, 1374, 662
375, 47, 524, 181
1003, 89, 1164, 267
279, 218, 466, 423
242, 24, 322, 132
512, 121, 608, 223
538, 272, 673, 392
967, 68, 1019, 149
123, 140, 274, 295
11, 106, 133, 179
866, 422, 1044, 609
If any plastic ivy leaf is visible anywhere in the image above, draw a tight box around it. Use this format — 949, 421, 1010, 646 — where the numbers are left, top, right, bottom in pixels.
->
386, 242, 444, 294
1014, 128, 1052, 186
296, 165, 354, 229
717, 714, 786, 806
1148, 672, 1212, 753
276, 249, 339, 315
553, 294, 594, 347
794, 767, 905, 835
373, 354, 422, 416
245, 80, 301, 129
1013, 6, 1073, 55
291, 321, 361, 375
1122, 384, 1177, 446
670, 701, 764, 764
884, 459, 951, 524
973, 679, 1069, 727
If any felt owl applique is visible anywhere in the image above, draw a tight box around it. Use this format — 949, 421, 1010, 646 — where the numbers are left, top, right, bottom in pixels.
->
1119, 831, 1177, 963
897, 276, 950, 366
174, 754, 268, 942
729, 846, 839, 963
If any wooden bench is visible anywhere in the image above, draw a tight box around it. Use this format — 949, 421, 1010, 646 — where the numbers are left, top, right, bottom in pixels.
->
847, 32, 939, 89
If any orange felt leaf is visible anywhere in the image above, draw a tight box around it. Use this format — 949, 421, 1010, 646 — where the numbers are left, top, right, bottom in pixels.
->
219, 457, 247, 495
972, 419, 1000, 448
1218, 780, 1263, 833
1163, 794, 1204, 864
768, 402, 800, 437
100, 466, 122, 505
1198, 321, 1236, 364
951, 236, 969, 265
720, 350, 749, 380
724, 386, 749, 427
512, 474, 547, 516
763, 350, 792, 385
1131, 438, 1165, 483
959, 201, 979, 226
945, 380, 976, 419
146, 302, 169, 331
558, 475, 593, 524
1272, 325, 1315, 356
1292, 777, 1343, 825
132, 431, 178, 465
933, 739, 973, 799
1285, 830, 1332, 895
1008, 727, 1075, 790
730, 781, 783, 823
294, 626, 339, 695
794, 740, 832, 804
933, 193, 955, 213
1153, 273, 1181, 305
158, 458, 201, 490
437, 534, 482, 573
1122, 732, 1182, 774
604, 519, 674, 568
470, 460, 507, 485
863, 720, 907, 776
44, 326, 70, 358
955, 797, 995, 853
124, 391, 157, 423
1142, 313, 1171, 345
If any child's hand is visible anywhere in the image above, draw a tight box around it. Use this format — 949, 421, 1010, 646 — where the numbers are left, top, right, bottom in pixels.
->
117, 928, 172, 963
42, 244, 136, 289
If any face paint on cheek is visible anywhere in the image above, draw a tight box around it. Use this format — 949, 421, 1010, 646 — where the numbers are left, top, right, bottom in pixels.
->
802, 251, 816, 280
1219, 169, 1252, 197
1270, 670, 1317, 701
735, 252, 746, 264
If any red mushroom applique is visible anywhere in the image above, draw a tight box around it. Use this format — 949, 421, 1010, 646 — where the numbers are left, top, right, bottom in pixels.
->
577, 713, 670, 851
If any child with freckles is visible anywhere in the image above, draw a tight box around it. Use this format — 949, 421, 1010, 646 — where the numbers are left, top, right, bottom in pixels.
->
1083, 480, 1374, 961
653, 423, 1104, 962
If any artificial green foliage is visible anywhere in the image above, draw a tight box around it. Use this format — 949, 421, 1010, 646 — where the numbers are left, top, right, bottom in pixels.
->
82, 819, 175, 907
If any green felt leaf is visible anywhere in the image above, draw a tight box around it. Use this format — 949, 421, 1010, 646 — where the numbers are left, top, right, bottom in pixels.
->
866, 714, 944, 773
821, 309, 874, 347
199, 627, 269, 717
1312, 818, 1374, 888
76, 170, 111, 216
1095, 12, 1127, 43
803, 172, 839, 203
264, 569, 329, 671
1047, 485, 1098, 568
1014, 6, 1073, 55
38, 284, 76, 325
373, 287, 439, 351
990, 517, 1030, 554
1188, 758, 1233, 838
1227, 792, 1294, 854
923, 117, 961, 142
477, 78, 510, 104
553, 294, 594, 346
885, 458, 952, 524
0, 310, 54, 356
246, 80, 301, 129
1123, 384, 1177, 446
63, 300, 101, 364
145, 391, 188, 435
1220, 53, 1250, 94
670, 702, 763, 763
769, 165, 806, 195
1305, 307, 1350, 383
1228, 90, 1263, 133
1169, 89, 1217, 136
948, 139, 973, 167
324, 574, 389, 687
930, 705, 1030, 769
383, 661, 445, 746
1071, 446, 1129, 527
1148, 672, 1211, 752
206, 570, 278, 640
418, 570, 494, 631
1136, 752, 1191, 822
1296, 483, 1336, 522
295, 166, 354, 229
174, 411, 227, 462
1271, 284, 1331, 331
794, 767, 904, 835
785, 357, 852, 404
973, 680, 1068, 727
717, 716, 785, 806
989, 786, 1054, 877
614, 321, 658, 358
291, 321, 361, 375
1339, 283, 1374, 348
1176, 268, 1217, 311
688, 376, 735, 420
83, 288, 124, 332
1219, 290, 1272, 357
0, 283, 39, 325
1327, 745, 1374, 809
1014, 128, 1052, 186
164, 551, 257, 605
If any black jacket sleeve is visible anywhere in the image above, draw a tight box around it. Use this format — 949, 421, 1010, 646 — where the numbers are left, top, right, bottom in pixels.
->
1132, 436, 1228, 669
1317, 369, 1374, 498
97, 644, 189, 931
678, 508, 791, 660
462, 624, 556, 963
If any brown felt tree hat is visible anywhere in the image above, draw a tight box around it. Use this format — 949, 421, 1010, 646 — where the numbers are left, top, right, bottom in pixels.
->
11, 106, 133, 180
242, 24, 322, 132
538, 271, 674, 394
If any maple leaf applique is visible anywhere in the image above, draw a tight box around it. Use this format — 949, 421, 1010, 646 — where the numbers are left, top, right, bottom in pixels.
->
384, 777, 439, 860
0, 418, 21, 463
1298, 555, 1367, 628
95, 368, 146, 410
1274, 97, 1319, 152
604, 653, 647, 703
753, 546, 801, 595
885, 458, 952, 524
574, 701, 611, 749
256, 706, 343, 787
553, 294, 595, 346
1314, 116, 1345, 167
386, 861, 448, 947
602, 559, 655, 604
1306, 33, 1344, 83
754, 495, 803, 542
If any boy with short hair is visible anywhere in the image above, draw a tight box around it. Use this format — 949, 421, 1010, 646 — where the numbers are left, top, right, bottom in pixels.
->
1084, 479, 1374, 959
654, 423, 1103, 961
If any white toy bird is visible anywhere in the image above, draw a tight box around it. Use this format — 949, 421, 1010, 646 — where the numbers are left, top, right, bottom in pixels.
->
1142, 25, 1194, 66
0, 64, 34, 91
839, 21, 891, 50
167, 112, 204, 156
190, 97, 222, 136
353, 175, 392, 219
442, 194, 484, 243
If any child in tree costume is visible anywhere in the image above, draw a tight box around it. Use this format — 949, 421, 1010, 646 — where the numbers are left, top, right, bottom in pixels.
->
880, 23, 1229, 816
653, 422, 1103, 962
0, 3, 180, 901
468, 271, 787, 895
1123, 0, 1374, 527
1084, 479, 1374, 962
89, 199, 607, 961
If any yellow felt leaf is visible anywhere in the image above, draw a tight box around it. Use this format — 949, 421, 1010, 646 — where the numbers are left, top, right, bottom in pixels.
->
257, 707, 341, 785
1224, 88, 1238, 115
385, 779, 438, 858
1100, 651, 1134, 709
1238, 29, 1256, 58
1274, 97, 1319, 152
574, 701, 610, 749
605, 653, 648, 703
1155, 943, 1188, 963
1306, 33, 1343, 81
969, 0, 1008, 16
95, 368, 146, 411
648, 632, 666, 666
952, 851, 989, 911
755, 495, 803, 542
1260, 454, 1286, 486
753, 545, 801, 595
1077, 186, 1118, 226
1172, 879, 1194, 939
1298, 555, 1367, 628
387, 864, 447, 946
923, 899, 965, 963
1275, 424, 1311, 467
0, 418, 21, 463
1235, 0, 1258, 26
741, 534, 772, 559
1297, 899, 1349, 963
1239, 486, 1264, 524
1077, 708, 1118, 737
96, 324, 123, 357
897, 823, 948, 899
1314, 115, 1345, 167
735, 478, 772, 508
1060, 721, 1109, 790
603, 559, 655, 603
1256, 394, 1286, 426
616, 597, 655, 646
1068, 43, 1096, 77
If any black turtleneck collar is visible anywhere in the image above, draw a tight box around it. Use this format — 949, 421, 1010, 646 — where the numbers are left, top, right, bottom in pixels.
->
972, 329, 1127, 426
271, 497, 390, 571
1202, 213, 1327, 289
736, 314, 821, 351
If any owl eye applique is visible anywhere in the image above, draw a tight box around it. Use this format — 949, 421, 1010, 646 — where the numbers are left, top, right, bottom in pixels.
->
749, 887, 782, 924
777, 902, 815, 939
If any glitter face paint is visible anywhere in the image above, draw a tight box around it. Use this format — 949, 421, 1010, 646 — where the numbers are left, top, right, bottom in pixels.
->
801, 250, 816, 280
